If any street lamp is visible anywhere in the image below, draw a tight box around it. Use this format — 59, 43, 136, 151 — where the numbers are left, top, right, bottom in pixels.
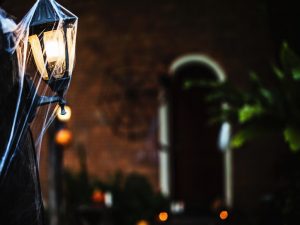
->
28, 0, 77, 115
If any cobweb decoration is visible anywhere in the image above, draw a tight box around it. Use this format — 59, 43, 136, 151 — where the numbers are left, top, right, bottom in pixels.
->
0, 0, 78, 224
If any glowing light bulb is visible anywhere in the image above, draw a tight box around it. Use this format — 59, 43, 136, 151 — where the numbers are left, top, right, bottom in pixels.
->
56, 105, 72, 122
44, 30, 65, 62
43, 30, 66, 78
45, 41, 61, 61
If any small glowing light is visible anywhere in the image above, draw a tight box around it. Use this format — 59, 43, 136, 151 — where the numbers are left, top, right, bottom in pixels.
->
170, 201, 185, 214
104, 191, 113, 208
55, 128, 72, 146
92, 189, 105, 203
219, 210, 229, 220
56, 105, 72, 122
158, 211, 168, 222
136, 220, 149, 225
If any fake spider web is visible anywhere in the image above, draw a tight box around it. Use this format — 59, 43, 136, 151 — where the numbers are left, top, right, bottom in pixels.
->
0, 1, 77, 224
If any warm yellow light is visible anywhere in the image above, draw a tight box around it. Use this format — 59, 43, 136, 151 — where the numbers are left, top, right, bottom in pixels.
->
136, 220, 149, 225
219, 210, 229, 220
56, 105, 72, 122
29, 34, 48, 80
158, 211, 168, 222
55, 128, 72, 146
29, 29, 67, 80
43, 30, 66, 78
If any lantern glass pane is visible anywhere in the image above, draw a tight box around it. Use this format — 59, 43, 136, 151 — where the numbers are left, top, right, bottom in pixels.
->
43, 29, 66, 79
67, 26, 76, 76
29, 34, 49, 80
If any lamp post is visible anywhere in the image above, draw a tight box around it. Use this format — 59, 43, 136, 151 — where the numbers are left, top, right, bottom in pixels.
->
48, 106, 72, 225
28, 0, 77, 115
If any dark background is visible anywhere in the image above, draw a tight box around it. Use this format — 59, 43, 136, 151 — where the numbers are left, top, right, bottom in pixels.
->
1, 0, 300, 223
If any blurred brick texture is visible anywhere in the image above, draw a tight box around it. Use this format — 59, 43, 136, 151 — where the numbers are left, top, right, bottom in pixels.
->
2, 0, 279, 212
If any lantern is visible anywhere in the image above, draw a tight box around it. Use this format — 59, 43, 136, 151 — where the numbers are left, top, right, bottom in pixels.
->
28, 0, 77, 113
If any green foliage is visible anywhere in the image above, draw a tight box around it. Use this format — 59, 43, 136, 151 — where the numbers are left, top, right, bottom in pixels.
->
205, 42, 300, 152
284, 127, 300, 152
230, 127, 257, 148
238, 104, 264, 123
199, 41, 300, 225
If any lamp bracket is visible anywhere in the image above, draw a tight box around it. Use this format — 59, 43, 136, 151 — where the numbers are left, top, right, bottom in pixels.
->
25, 75, 67, 125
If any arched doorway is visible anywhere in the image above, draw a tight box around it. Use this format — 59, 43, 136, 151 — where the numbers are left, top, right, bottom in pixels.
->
158, 54, 231, 216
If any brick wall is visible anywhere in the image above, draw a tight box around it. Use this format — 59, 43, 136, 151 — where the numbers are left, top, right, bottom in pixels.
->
2, 0, 279, 212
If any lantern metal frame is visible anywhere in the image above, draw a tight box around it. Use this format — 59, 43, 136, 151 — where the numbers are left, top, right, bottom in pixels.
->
28, 0, 77, 115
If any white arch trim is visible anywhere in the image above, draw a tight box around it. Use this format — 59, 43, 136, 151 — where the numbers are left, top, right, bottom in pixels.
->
169, 54, 226, 82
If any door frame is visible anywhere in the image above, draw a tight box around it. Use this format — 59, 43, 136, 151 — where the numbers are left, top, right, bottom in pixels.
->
158, 53, 233, 209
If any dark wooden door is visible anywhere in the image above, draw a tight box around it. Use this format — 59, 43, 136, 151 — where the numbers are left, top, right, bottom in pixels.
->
170, 62, 223, 216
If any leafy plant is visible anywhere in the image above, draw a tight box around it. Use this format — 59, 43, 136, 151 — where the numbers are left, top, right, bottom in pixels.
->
194, 42, 300, 225
203, 43, 300, 152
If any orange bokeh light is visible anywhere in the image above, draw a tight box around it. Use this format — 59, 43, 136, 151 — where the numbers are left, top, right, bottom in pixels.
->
219, 210, 229, 220
55, 129, 72, 146
136, 220, 149, 225
158, 211, 168, 222
92, 189, 104, 203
